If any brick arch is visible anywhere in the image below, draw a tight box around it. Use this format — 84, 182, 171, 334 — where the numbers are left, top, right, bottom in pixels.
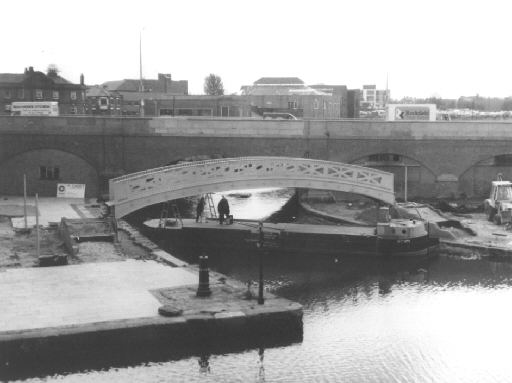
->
0, 149, 100, 198
348, 152, 437, 200
459, 154, 512, 198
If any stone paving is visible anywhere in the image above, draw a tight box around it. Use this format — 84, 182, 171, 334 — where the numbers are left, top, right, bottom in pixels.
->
0, 259, 198, 333
0, 196, 94, 228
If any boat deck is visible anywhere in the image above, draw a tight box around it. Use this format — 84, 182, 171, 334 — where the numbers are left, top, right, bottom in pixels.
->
144, 218, 377, 237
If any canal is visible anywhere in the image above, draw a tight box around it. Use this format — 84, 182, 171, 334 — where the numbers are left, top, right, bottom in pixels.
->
14, 189, 512, 382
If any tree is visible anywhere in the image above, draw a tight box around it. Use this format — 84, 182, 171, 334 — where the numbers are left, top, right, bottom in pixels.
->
203, 74, 224, 95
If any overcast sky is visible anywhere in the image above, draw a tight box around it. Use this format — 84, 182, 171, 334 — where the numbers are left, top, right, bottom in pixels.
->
2, 0, 511, 99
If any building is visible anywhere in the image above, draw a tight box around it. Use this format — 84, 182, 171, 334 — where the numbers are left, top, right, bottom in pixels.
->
0, 66, 86, 115
101, 73, 188, 116
85, 86, 122, 116
145, 95, 250, 117
360, 84, 389, 110
241, 77, 343, 119
346, 89, 361, 118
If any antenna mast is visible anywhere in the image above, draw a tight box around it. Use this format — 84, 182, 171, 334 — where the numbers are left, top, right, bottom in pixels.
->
139, 31, 145, 116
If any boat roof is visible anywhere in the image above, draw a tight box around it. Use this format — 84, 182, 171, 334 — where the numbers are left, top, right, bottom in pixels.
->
492, 181, 512, 186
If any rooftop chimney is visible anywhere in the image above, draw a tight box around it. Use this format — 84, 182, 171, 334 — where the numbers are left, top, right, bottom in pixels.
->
80, 73, 84, 86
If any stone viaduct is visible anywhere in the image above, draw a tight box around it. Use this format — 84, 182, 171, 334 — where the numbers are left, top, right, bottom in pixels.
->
1, 115, 511, 201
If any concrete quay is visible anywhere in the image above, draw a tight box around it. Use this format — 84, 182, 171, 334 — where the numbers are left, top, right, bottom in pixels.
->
0, 197, 303, 378
0, 260, 302, 378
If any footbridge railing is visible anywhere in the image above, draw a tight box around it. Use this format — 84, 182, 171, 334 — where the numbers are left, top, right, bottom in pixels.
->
109, 157, 395, 218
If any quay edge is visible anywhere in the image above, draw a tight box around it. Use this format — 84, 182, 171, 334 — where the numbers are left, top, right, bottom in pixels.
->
0, 288, 303, 379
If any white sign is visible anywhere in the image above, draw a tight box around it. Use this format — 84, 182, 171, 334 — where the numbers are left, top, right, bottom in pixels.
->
57, 184, 86, 198
11, 101, 59, 116
386, 104, 436, 121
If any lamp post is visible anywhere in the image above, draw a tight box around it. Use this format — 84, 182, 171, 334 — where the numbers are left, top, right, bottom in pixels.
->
257, 221, 265, 305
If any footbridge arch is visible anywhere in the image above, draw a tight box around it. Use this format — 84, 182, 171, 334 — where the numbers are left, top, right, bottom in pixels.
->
109, 157, 395, 218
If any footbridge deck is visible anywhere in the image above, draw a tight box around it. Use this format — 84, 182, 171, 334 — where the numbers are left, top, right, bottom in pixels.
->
109, 157, 395, 218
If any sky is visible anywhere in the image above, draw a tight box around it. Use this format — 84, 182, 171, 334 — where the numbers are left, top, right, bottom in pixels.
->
2, 0, 512, 99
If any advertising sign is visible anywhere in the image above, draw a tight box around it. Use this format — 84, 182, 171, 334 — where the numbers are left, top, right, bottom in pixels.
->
386, 104, 436, 121
11, 102, 59, 116
57, 184, 86, 198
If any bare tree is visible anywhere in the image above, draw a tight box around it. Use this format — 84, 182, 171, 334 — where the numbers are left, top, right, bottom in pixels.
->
204, 74, 224, 95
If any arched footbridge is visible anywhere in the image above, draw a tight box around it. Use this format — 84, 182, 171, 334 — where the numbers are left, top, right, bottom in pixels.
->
109, 157, 395, 218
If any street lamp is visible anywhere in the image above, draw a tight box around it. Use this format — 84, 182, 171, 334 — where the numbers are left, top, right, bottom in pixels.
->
257, 221, 265, 305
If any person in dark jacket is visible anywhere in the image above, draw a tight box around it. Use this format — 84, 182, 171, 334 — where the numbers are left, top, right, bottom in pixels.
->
196, 196, 205, 223
217, 195, 230, 224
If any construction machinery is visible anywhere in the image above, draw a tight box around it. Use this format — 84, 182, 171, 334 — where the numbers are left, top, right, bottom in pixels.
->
484, 174, 512, 225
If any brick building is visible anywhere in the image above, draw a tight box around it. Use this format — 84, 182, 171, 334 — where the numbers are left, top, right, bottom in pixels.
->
143, 95, 250, 117
240, 77, 361, 119
85, 86, 123, 116
0, 66, 86, 115
101, 73, 188, 116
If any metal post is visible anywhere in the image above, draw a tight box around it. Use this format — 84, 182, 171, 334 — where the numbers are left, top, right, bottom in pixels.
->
35, 193, 40, 258
257, 222, 265, 305
111, 205, 119, 242
23, 174, 27, 229
197, 254, 212, 297
404, 165, 408, 202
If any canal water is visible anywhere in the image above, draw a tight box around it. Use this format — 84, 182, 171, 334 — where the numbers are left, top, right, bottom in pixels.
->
12, 189, 512, 382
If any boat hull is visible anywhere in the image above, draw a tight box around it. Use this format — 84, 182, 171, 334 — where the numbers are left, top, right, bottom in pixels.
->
143, 219, 439, 258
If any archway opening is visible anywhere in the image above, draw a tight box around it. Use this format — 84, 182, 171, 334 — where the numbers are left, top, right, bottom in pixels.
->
0, 149, 99, 198
459, 154, 512, 198
351, 153, 436, 201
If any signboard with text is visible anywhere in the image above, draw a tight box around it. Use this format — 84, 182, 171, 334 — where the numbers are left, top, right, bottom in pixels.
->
57, 183, 86, 198
386, 104, 436, 121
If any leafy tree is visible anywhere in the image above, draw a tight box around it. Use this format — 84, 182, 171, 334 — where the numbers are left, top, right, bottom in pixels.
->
203, 74, 224, 95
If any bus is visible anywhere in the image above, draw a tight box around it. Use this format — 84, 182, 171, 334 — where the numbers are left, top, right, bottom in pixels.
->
10, 101, 59, 116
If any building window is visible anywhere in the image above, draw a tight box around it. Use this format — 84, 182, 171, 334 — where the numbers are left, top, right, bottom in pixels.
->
4, 89, 11, 99
18, 89, 24, 99
40, 166, 60, 180
369, 153, 402, 162
99, 97, 109, 110
314, 99, 319, 110
198, 109, 213, 116
70, 91, 77, 100
495, 155, 512, 166
52, 91, 59, 99
221, 106, 229, 117
159, 108, 174, 116
288, 101, 297, 109
35, 89, 43, 99
177, 109, 193, 116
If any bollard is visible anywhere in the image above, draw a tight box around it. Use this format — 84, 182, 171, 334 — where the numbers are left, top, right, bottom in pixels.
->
196, 254, 212, 297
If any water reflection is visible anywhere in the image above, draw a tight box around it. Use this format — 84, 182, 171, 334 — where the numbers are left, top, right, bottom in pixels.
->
198, 354, 211, 374
258, 347, 266, 382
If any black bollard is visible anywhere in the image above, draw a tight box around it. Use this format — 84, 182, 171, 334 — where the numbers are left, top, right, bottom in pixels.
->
196, 254, 212, 297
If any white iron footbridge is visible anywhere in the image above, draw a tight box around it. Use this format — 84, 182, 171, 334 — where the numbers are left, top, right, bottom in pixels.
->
109, 157, 395, 218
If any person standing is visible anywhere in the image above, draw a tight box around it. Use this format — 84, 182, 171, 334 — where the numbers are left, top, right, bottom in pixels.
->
217, 195, 230, 224
196, 196, 205, 223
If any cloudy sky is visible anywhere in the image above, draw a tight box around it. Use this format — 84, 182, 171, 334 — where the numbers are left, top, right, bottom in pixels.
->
2, 0, 511, 99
